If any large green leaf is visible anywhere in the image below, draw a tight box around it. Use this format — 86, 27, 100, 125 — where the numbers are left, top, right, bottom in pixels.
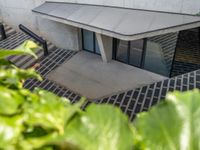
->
0, 87, 25, 115
24, 90, 70, 132
134, 90, 200, 150
0, 68, 42, 89
0, 59, 13, 68
63, 104, 134, 150
0, 115, 24, 149
18, 89, 84, 149
0, 40, 39, 59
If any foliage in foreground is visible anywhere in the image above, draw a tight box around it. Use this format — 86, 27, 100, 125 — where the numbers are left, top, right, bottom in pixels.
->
0, 40, 200, 150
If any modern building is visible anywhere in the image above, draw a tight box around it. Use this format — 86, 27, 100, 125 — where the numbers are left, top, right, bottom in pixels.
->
31, 1, 200, 77
0, 1, 199, 76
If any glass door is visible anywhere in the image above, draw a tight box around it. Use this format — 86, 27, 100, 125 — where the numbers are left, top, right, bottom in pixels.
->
82, 29, 94, 52
129, 40, 144, 67
82, 29, 101, 55
116, 40, 129, 63
113, 39, 144, 67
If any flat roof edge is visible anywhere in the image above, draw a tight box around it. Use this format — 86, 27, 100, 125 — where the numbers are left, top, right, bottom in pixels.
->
33, 10, 200, 41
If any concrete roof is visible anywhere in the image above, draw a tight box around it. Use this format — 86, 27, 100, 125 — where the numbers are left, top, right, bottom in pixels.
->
33, 1, 200, 41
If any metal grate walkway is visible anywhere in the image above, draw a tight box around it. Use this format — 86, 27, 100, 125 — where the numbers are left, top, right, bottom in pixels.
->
95, 70, 200, 120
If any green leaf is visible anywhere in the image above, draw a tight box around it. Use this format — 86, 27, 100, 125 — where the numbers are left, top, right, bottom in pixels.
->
0, 59, 13, 67
134, 89, 200, 150
24, 89, 79, 134
0, 68, 42, 89
18, 89, 84, 149
0, 40, 39, 59
64, 104, 134, 150
0, 87, 25, 115
0, 115, 24, 149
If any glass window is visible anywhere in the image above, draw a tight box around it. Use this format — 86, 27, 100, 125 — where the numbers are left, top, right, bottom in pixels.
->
83, 30, 94, 52
116, 40, 129, 63
114, 39, 144, 67
144, 41, 172, 76
95, 37, 101, 55
144, 33, 178, 77
82, 29, 101, 55
129, 40, 143, 67
113, 34, 178, 77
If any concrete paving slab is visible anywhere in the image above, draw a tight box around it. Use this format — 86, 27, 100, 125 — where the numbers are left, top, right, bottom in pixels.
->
47, 51, 167, 99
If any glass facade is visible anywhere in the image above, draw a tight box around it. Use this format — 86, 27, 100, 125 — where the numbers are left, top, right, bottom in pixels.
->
114, 39, 144, 67
129, 40, 143, 67
113, 32, 178, 77
82, 30, 94, 52
82, 29, 100, 55
144, 40, 169, 76
144, 33, 178, 76
95, 37, 101, 55
116, 40, 129, 63
82, 29, 178, 77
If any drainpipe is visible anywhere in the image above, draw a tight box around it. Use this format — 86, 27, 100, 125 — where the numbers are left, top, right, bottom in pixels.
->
0, 23, 6, 40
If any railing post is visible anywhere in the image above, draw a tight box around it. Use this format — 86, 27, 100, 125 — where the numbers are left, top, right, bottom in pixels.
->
19, 24, 49, 56
0, 23, 6, 40
43, 41, 49, 56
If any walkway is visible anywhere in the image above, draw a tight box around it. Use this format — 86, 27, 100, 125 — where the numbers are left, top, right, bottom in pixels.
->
47, 51, 166, 99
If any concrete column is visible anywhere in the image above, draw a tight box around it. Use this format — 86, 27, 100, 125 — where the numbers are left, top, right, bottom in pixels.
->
95, 33, 113, 63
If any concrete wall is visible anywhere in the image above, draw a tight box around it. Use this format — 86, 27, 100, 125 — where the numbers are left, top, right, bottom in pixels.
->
0, 0, 199, 50
0, 0, 79, 50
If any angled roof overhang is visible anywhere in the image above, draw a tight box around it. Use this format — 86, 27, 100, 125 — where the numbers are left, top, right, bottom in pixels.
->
33, 1, 200, 41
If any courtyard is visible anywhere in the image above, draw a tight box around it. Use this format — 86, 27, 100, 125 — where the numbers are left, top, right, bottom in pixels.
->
0, 23, 200, 120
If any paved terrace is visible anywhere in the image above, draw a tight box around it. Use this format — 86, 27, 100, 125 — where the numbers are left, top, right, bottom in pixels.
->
0, 23, 200, 121
47, 51, 166, 99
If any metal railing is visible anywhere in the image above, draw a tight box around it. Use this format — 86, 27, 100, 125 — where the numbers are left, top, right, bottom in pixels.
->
0, 23, 6, 40
19, 24, 48, 56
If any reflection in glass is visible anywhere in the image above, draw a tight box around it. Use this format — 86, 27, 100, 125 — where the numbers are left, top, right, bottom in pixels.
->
129, 40, 143, 67
83, 30, 94, 52
95, 37, 101, 55
116, 40, 128, 63
144, 41, 169, 76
